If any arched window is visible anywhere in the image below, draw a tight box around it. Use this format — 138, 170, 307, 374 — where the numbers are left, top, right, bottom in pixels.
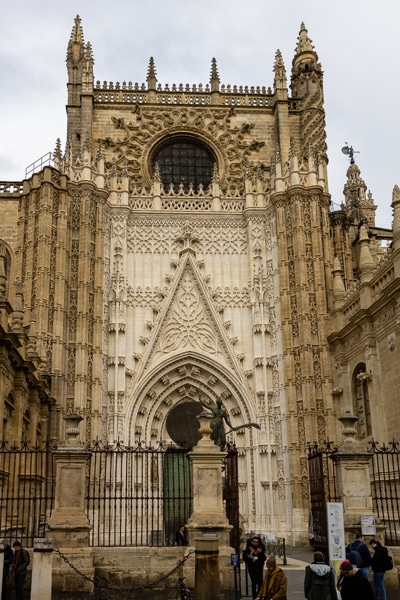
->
152, 137, 215, 193
352, 363, 372, 438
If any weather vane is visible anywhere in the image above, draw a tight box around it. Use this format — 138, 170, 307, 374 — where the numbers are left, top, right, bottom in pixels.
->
341, 143, 360, 165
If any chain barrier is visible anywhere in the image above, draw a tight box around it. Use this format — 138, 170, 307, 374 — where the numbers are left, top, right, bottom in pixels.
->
54, 546, 195, 596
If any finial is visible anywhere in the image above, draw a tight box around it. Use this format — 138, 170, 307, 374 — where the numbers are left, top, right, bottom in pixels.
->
341, 143, 360, 165
210, 57, 220, 82
210, 58, 220, 93
147, 57, 157, 90
67, 15, 85, 64
273, 50, 287, 91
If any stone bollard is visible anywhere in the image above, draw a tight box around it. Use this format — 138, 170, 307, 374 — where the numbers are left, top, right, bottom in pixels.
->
195, 535, 220, 600
31, 538, 54, 600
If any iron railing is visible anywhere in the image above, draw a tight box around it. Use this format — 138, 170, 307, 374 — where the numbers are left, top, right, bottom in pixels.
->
368, 439, 400, 545
0, 440, 56, 547
85, 439, 193, 547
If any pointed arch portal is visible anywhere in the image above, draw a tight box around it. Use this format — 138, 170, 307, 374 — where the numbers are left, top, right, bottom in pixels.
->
126, 352, 255, 446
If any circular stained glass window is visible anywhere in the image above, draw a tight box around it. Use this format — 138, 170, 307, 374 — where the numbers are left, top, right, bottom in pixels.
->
153, 137, 215, 193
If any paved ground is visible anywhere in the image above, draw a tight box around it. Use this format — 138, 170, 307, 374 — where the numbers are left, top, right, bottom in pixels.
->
240, 545, 398, 600
240, 545, 314, 599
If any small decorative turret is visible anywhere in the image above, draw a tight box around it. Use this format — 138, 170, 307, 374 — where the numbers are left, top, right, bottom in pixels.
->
392, 184, 400, 251
210, 57, 220, 92
146, 57, 158, 91
343, 162, 376, 228
273, 50, 288, 99
332, 256, 346, 308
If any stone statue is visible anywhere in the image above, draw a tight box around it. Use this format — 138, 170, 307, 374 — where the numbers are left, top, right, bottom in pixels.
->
198, 394, 260, 449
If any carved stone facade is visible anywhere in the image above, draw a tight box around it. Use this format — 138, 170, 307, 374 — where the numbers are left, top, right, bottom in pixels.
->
0, 17, 399, 545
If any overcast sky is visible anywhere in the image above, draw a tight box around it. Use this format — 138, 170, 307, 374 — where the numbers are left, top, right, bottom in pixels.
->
0, 0, 398, 227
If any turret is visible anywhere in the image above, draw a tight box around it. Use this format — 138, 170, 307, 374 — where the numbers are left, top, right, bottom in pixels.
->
66, 16, 94, 163
291, 23, 323, 102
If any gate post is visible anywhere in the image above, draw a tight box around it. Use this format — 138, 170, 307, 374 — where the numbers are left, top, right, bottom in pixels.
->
187, 412, 233, 598
48, 414, 94, 597
331, 412, 383, 541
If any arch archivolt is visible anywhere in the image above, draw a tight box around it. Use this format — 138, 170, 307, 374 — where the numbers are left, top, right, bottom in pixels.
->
126, 351, 256, 444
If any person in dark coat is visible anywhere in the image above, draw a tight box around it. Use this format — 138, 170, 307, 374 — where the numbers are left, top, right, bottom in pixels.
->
304, 551, 337, 600
175, 525, 188, 546
369, 539, 389, 600
340, 561, 374, 600
345, 532, 372, 580
243, 535, 266, 599
11, 541, 30, 600
1, 539, 14, 600
256, 555, 287, 600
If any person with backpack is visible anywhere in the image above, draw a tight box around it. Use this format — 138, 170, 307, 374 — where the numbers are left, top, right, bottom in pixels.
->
369, 539, 392, 600
345, 532, 372, 580
10, 541, 30, 600
304, 551, 337, 600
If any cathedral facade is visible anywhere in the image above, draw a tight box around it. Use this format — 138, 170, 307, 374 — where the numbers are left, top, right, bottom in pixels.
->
0, 17, 399, 546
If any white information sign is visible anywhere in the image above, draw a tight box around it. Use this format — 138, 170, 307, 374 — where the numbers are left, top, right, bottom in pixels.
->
361, 514, 376, 536
327, 502, 345, 561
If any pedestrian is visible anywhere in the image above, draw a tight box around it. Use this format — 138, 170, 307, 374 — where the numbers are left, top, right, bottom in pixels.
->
345, 532, 372, 580
340, 561, 374, 600
255, 555, 287, 600
243, 535, 266, 599
304, 550, 337, 600
336, 559, 350, 598
175, 525, 188, 546
10, 541, 30, 600
369, 539, 390, 600
1, 539, 14, 600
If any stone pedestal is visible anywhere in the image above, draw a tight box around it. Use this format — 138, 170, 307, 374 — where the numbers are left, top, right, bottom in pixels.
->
186, 412, 233, 598
332, 412, 383, 540
47, 414, 94, 596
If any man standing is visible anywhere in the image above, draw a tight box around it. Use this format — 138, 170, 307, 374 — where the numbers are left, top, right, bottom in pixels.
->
175, 525, 188, 546
346, 532, 372, 580
243, 536, 266, 599
369, 539, 390, 600
304, 551, 337, 600
11, 541, 29, 600
1, 540, 13, 600
340, 561, 374, 600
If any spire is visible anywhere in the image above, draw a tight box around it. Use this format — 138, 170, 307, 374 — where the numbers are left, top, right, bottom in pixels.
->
294, 22, 315, 56
53, 138, 63, 171
66, 15, 85, 69
210, 57, 220, 92
273, 50, 288, 101
291, 23, 323, 102
147, 57, 157, 91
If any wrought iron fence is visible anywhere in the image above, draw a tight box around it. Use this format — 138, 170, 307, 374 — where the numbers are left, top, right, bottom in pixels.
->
368, 439, 400, 545
0, 440, 56, 547
307, 440, 339, 557
85, 440, 193, 547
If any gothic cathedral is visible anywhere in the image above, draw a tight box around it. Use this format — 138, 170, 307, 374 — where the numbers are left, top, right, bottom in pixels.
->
1, 17, 399, 545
